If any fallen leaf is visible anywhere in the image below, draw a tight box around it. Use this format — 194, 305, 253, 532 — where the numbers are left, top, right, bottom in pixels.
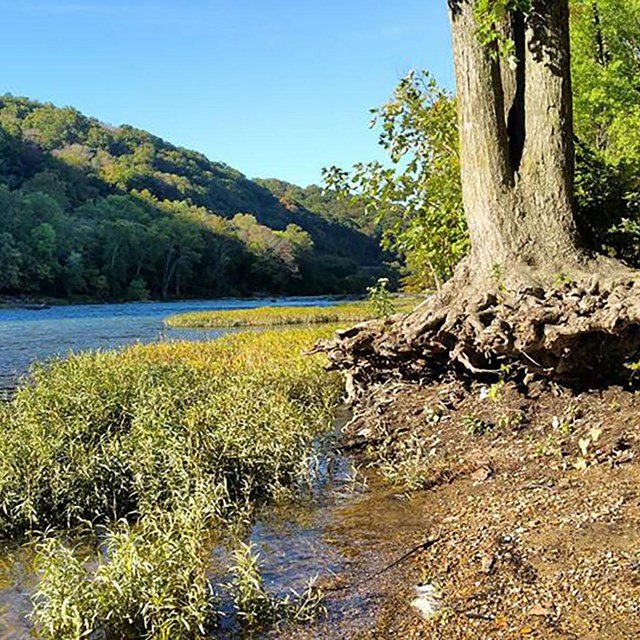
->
590, 427, 603, 443
574, 457, 589, 471
528, 604, 551, 617
493, 615, 508, 629
519, 628, 535, 636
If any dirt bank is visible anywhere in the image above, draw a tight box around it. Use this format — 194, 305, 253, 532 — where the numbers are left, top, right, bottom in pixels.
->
328, 378, 640, 639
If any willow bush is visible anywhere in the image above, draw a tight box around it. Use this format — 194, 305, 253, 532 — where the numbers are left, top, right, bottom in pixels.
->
226, 542, 325, 632
32, 508, 327, 640
0, 328, 344, 537
20, 327, 342, 639
32, 506, 216, 640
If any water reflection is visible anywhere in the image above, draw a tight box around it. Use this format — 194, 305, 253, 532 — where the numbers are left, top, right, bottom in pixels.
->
0, 298, 430, 638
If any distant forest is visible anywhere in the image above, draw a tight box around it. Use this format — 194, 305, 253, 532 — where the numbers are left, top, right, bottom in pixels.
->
0, 96, 388, 301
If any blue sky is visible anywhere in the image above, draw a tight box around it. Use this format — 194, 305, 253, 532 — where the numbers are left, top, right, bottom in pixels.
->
1, 1, 454, 186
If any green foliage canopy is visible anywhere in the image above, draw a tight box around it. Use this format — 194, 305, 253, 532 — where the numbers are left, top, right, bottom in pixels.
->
571, 0, 640, 163
324, 71, 466, 291
325, 1, 640, 290
0, 96, 389, 301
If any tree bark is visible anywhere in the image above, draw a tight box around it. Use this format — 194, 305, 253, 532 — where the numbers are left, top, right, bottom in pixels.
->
450, 0, 584, 281
592, 2, 608, 67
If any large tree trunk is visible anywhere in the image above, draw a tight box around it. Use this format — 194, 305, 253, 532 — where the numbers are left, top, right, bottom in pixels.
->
450, 0, 583, 279
318, 0, 640, 396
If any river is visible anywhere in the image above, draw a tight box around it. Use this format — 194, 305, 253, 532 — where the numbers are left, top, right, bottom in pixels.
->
0, 296, 430, 638
0, 449, 432, 639
0, 296, 344, 390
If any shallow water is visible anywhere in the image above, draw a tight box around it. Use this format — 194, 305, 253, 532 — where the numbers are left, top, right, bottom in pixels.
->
257, 467, 432, 638
0, 296, 342, 390
0, 455, 431, 639
0, 298, 429, 637
0, 546, 34, 640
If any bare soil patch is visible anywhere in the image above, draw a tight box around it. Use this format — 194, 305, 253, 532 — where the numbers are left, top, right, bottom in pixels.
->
335, 378, 640, 639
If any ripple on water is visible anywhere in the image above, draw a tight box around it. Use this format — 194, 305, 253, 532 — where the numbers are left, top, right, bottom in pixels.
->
0, 296, 344, 390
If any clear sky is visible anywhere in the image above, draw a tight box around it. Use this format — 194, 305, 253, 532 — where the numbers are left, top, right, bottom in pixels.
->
0, 1, 454, 187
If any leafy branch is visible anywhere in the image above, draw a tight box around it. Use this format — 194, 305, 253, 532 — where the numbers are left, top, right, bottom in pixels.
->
474, 0, 532, 63
323, 70, 467, 291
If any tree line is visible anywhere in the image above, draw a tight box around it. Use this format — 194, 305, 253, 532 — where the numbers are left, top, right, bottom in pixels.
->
0, 97, 387, 301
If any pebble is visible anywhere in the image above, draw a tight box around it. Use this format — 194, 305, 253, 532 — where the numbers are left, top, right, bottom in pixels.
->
411, 583, 443, 620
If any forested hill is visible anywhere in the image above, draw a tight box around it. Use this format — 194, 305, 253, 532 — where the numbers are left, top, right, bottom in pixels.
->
0, 95, 387, 301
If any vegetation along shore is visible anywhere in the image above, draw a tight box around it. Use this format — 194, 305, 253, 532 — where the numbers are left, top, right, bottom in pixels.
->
164, 297, 424, 328
2, 0, 640, 638
0, 327, 343, 638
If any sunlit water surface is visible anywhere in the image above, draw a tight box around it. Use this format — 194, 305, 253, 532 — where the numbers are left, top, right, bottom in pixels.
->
0, 296, 342, 389
0, 454, 431, 639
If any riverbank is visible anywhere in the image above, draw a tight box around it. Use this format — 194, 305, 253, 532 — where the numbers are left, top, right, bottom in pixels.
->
0, 327, 347, 638
0, 295, 61, 309
0, 295, 357, 393
335, 377, 640, 639
164, 298, 425, 329
4, 306, 633, 638
0, 293, 358, 310
0, 320, 452, 639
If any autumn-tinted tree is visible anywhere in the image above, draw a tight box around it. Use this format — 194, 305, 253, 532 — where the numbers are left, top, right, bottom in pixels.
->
0, 96, 389, 300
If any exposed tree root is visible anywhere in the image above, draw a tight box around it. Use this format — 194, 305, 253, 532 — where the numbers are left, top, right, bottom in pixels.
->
317, 271, 640, 402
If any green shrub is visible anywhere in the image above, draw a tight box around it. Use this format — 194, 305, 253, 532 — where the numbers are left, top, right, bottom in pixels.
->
0, 328, 344, 536
227, 542, 325, 632
32, 503, 216, 640
25, 327, 342, 638
366, 277, 396, 318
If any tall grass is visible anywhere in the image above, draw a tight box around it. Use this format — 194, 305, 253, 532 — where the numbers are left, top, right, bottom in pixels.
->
32, 505, 216, 640
15, 326, 344, 638
226, 542, 325, 632
0, 328, 343, 536
164, 298, 424, 329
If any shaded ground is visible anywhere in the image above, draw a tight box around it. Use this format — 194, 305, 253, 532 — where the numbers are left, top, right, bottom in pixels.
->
291, 378, 640, 638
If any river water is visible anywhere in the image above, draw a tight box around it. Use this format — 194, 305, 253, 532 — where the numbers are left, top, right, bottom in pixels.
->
0, 296, 343, 390
0, 297, 431, 638
0, 454, 432, 639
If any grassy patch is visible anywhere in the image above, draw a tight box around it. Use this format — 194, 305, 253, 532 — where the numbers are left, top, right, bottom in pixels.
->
164, 298, 424, 329
32, 505, 216, 640
0, 327, 343, 537
9, 326, 344, 638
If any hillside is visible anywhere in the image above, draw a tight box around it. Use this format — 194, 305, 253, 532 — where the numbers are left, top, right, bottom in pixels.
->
0, 95, 388, 301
